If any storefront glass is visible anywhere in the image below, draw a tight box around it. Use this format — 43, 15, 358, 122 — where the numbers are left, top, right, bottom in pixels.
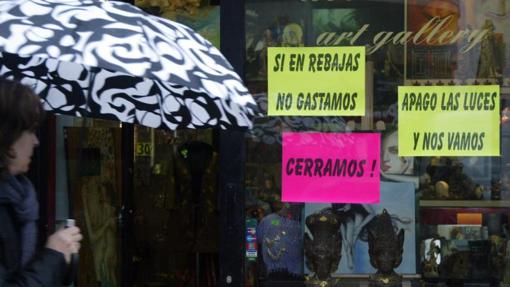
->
53, 114, 220, 286
54, 116, 123, 287
244, 0, 510, 286
46, 1, 224, 286
131, 127, 219, 286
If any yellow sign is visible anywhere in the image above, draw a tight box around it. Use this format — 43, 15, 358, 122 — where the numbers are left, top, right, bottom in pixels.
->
268, 46, 365, 116
398, 85, 500, 156
135, 142, 152, 156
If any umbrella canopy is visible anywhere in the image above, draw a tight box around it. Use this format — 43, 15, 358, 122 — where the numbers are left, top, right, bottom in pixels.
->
0, 0, 258, 129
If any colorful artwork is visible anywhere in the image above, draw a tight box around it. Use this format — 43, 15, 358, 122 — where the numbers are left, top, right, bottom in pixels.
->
304, 181, 416, 275
407, 0, 509, 80
312, 2, 405, 125
245, 1, 307, 81
381, 128, 415, 175
135, 1, 220, 48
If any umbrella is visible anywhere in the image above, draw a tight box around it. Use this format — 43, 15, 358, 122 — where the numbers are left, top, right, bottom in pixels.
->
0, 0, 258, 130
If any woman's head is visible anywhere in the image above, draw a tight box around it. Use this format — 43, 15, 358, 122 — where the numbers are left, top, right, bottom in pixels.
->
381, 129, 413, 174
0, 79, 44, 178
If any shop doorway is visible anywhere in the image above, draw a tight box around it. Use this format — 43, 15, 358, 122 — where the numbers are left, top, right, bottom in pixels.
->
65, 126, 220, 287
65, 127, 123, 287
130, 127, 220, 287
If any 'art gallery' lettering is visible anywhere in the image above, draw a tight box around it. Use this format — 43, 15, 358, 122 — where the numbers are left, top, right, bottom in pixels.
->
316, 15, 489, 55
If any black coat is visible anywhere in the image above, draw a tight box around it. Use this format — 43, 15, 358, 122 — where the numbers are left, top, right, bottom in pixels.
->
0, 202, 67, 286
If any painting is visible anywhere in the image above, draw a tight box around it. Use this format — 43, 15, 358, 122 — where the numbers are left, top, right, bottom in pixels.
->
381, 128, 415, 176
407, 0, 509, 80
311, 1, 405, 125
65, 127, 122, 287
407, 0, 459, 79
304, 181, 416, 275
245, 1, 308, 81
135, 0, 220, 48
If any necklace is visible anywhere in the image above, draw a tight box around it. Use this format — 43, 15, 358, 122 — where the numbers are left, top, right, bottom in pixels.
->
264, 230, 287, 260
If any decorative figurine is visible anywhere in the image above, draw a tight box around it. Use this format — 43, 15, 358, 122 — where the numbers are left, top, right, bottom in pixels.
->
491, 178, 502, 200
367, 209, 404, 287
422, 239, 440, 278
422, 159, 478, 200
477, 19, 503, 78
304, 209, 342, 287
447, 161, 476, 199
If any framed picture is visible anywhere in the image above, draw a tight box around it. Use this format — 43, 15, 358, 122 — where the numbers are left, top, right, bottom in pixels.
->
407, 0, 509, 80
304, 181, 416, 275
245, 1, 308, 81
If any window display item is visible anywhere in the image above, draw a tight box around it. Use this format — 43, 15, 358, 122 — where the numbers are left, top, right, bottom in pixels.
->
421, 159, 479, 200
422, 238, 441, 278
304, 209, 342, 286
367, 209, 405, 287
477, 19, 504, 78
281, 23, 304, 47
304, 182, 415, 275
257, 204, 304, 279
178, 141, 213, 247
491, 178, 502, 200
331, 203, 376, 270
489, 235, 506, 280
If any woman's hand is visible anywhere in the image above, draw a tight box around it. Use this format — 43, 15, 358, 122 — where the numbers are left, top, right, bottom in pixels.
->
45, 226, 83, 264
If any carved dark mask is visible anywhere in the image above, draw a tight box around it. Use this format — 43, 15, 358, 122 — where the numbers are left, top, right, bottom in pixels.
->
304, 210, 342, 281
367, 209, 404, 275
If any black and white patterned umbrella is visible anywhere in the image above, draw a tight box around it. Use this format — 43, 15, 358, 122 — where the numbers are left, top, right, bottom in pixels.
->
0, 0, 258, 129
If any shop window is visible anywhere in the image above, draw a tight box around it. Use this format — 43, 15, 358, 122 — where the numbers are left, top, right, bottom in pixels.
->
244, 0, 510, 286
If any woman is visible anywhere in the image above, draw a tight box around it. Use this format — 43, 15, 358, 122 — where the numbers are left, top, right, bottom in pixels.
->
381, 129, 413, 175
0, 79, 82, 286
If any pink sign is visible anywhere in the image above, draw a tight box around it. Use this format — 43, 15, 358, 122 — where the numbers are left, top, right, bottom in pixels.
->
282, 132, 380, 203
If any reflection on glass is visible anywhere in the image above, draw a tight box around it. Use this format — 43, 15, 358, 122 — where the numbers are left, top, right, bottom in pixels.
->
244, 0, 510, 285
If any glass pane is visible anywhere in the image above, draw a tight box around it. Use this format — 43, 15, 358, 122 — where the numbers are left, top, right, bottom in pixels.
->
244, 0, 510, 286
62, 118, 122, 287
131, 127, 219, 286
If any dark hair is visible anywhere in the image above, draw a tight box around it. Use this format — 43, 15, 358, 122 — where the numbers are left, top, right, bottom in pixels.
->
0, 79, 44, 179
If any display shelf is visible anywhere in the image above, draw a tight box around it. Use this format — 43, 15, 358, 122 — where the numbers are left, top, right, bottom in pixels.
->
420, 200, 510, 208
336, 274, 422, 280
331, 274, 421, 287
